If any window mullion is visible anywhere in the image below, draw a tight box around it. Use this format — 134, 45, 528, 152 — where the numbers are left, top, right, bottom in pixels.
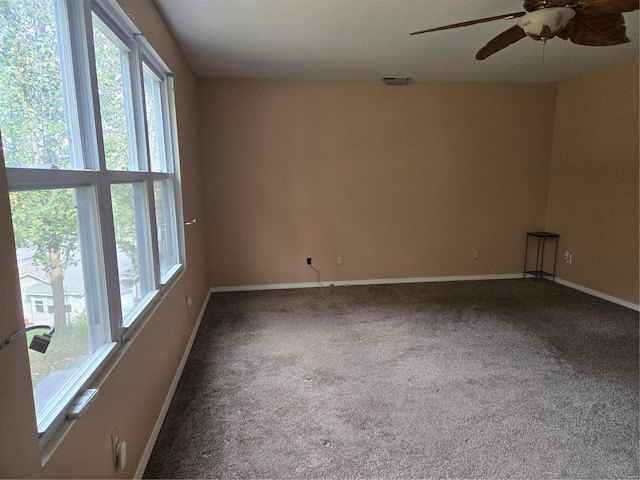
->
167, 76, 186, 266
65, 0, 105, 172
96, 178, 125, 339
104, 170, 148, 183
159, 77, 174, 173
75, 0, 123, 337
54, 0, 83, 170
151, 80, 166, 171
75, 186, 111, 347
6, 168, 99, 190
134, 39, 161, 290
120, 47, 139, 171
130, 40, 149, 172
131, 180, 155, 303
146, 175, 161, 288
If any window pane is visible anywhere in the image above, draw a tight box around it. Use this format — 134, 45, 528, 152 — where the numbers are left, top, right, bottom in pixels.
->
10, 188, 109, 418
0, 0, 74, 170
111, 182, 154, 322
143, 65, 167, 172
154, 179, 179, 279
93, 17, 138, 171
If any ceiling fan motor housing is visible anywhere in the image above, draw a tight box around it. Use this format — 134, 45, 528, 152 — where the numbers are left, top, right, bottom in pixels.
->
517, 7, 576, 40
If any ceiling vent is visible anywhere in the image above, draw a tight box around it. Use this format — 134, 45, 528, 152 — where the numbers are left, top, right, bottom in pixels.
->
382, 77, 411, 86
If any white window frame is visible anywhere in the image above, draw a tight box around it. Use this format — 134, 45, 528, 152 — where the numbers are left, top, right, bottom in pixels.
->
3, 0, 184, 446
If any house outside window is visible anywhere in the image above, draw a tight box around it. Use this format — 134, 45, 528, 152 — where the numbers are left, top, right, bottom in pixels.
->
0, 0, 184, 444
34, 300, 45, 314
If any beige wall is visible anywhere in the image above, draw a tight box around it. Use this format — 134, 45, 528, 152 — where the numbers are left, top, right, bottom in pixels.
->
200, 80, 558, 287
0, 0, 210, 477
0, 136, 43, 477
546, 61, 640, 305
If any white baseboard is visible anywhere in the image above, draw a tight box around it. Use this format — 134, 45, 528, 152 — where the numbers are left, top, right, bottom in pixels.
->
211, 274, 639, 312
134, 289, 213, 479
211, 273, 523, 292
555, 277, 639, 311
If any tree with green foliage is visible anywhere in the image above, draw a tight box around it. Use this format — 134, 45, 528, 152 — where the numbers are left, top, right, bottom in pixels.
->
9, 189, 78, 332
0, 0, 69, 170
1, 0, 76, 332
1, 0, 140, 332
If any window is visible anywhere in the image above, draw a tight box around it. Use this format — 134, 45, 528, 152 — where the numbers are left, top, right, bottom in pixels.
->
93, 15, 139, 172
35, 301, 45, 314
0, 0, 183, 443
144, 64, 167, 173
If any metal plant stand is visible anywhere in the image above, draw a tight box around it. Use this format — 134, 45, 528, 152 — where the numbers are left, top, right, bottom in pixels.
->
523, 232, 559, 282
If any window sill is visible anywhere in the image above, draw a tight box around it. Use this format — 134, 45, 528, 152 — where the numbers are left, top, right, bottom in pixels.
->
38, 341, 119, 448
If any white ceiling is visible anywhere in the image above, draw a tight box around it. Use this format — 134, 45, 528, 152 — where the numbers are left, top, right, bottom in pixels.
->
153, 0, 639, 82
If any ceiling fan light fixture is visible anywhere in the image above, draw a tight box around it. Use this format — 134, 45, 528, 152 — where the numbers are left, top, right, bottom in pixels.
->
517, 7, 576, 40
382, 77, 411, 86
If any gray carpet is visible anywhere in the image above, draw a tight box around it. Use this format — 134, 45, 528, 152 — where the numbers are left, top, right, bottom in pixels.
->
143, 279, 639, 479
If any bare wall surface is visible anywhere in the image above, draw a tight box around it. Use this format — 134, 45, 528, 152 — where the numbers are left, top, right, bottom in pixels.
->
0, 135, 42, 477
546, 61, 640, 305
0, 0, 210, 477
199, 80, 557, 287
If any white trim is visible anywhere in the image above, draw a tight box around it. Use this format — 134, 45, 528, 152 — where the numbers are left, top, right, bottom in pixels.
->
99, 0, 171, 74
555, 277, 639, 311
134, 289, 212, 480
211, 275, 639, 311
38, 341, 119, 450
211, 273, 523, 293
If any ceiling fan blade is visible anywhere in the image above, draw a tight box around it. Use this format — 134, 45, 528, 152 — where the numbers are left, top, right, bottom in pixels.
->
523, 0, 569, 7
577, 0, 639, 13
523, 0, 638, 11
410, 12, 525, 35
558, 11, 631, 45
475, 25, 527, 60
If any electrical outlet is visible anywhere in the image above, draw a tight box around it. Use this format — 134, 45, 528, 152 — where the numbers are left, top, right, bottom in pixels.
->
337, 254, 343, 265
472, 249, 479, 259
111, 426, 127, 470
306, 257, 312, 266
564, 251, 572, 264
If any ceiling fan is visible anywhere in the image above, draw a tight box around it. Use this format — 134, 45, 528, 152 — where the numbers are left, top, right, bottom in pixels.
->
410, 0, 640, 60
